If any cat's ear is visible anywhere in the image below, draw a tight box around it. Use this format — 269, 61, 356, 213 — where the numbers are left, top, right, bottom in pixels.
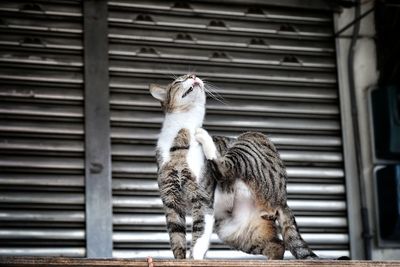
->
149, 84, 167, 102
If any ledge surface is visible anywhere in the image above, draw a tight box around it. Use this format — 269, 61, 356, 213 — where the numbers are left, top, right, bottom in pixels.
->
1, 257, 400, 267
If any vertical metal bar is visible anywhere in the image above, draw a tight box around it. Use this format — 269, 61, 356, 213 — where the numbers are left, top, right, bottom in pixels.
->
83, 0, 112, 258
334, 13, 365, 259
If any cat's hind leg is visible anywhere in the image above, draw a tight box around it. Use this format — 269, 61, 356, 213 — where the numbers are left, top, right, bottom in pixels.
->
191, 210, 214, 260
247, 218, 285, 260
181, 170, 214, 260
158, 171, 187, 259
260, 219, 285, 260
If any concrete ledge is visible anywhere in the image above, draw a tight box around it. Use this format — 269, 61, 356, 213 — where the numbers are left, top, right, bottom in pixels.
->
1, 257, 400, 267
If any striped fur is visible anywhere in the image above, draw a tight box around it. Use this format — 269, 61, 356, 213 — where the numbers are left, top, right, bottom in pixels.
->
152, 74, 318, 260
151, 74, 214, 259
157, 128, 214, 259
197, 130, 319, 260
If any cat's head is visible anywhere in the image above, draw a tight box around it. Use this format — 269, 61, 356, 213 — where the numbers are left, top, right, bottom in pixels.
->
149, 73, 205, 113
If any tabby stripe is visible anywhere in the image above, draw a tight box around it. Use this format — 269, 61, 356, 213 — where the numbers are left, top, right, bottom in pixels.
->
192, 219, 204, 226
271, 165, 277, 173
228, 150, 247, 177
234, 150, 252, 178
265, 151, 276, 161
192, 225, 204, 233
278, 161, 285, 169
224, 155, 236, 174
268, 169, 276, 193
234, 145, 263, 181
168, 222, 186, 233
170, 145, 190, 152
279, 173, 286, 191
244, 140, 270, 169
191, 195, 208, 204
181, 168, 194, 178
238, 142, 271, 183
266, 142, 277, 153
164, 202, 185, 218
248, 245, 259, 254
209, 160, 223, 180
168, 169, 179, 178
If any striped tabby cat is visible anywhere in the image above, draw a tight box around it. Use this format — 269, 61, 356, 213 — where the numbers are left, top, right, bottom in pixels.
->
195, 129, 318, 259
150, 73, 318, 260
150, 74, 215, 259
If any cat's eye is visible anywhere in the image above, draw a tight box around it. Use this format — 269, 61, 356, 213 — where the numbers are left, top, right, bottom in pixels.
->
182, 86, 193, 98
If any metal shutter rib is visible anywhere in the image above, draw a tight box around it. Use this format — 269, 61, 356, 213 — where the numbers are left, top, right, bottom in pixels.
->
109, 0, 348, 259
0, 0, 85, 257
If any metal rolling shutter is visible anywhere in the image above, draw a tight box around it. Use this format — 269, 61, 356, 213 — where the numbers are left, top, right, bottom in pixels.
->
108, 0, 349, 259
0, 0, 85, 257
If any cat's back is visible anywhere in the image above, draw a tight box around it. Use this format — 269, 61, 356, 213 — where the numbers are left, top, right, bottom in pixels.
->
235, 131, 280, 156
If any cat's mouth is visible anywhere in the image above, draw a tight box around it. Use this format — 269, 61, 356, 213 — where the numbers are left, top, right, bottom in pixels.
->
192, 79, 204, 89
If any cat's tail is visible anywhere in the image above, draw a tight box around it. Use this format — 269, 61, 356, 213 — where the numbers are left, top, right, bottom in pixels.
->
277, 204, 319, 259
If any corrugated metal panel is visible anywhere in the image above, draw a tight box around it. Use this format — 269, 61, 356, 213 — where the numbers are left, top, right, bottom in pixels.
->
0, 0, 84, 257
108, 0, 348, 260
0, 0, 349, 259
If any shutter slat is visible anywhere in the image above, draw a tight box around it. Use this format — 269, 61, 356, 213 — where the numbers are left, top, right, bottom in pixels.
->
0, 192, 84, 205
0, 229, 84, 240
0, 248, 85, 257
0, 120, 83, 136
0, 210, 84, 222
0, 174, 83, 187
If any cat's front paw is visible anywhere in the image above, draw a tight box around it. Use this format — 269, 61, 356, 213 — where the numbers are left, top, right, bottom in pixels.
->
194, 128, 209, 145
195, 128, 217, 160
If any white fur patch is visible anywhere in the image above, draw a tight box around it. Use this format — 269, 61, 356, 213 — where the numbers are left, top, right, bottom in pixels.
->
192, 214, 214, 259
214, 181, 258, 240
214, 186, 235, 216
186, 139, 204, 182
157, 105, 205, 168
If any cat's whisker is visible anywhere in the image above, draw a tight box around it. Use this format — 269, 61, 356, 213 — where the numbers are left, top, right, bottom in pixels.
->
204, 86, 224, 102
205, 85, 225, 101
204, 85, 228, 106
161, 70, 178, 81
204, 82, 227, 103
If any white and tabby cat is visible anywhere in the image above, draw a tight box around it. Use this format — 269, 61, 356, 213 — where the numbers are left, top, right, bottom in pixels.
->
150, 73, 318, 260
150, 74, 214, 259
195, 129, 318, 259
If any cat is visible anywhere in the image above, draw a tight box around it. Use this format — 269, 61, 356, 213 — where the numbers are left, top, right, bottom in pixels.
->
157, 127, 214, 259
150, 74, 215, 259
195, 129, 318, 259
150, 73, 318, 260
